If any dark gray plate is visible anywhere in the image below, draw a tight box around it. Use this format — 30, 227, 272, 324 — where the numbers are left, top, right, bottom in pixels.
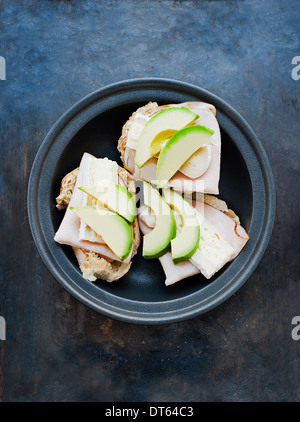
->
27, 78, 276, 324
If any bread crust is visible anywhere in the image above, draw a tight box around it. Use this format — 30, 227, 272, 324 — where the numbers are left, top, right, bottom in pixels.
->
56, 165, 140, 282
72, 248, 132, 282
56, 167, 79, 210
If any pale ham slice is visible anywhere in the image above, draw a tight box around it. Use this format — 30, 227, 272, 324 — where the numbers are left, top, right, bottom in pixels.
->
54, 152, 132, 263
124, 102, 221, 194
159, 253, 200, 287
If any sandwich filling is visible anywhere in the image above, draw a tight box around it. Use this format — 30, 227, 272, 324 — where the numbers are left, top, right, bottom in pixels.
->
54, 102, 250, 285
138, 198, 249, 286
122, 102, 221, 194
54, 153, 134, 263
79, 155, 119, 244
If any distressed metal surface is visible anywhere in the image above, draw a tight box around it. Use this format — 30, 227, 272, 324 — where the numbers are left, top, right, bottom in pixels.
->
0, 0, 299, 402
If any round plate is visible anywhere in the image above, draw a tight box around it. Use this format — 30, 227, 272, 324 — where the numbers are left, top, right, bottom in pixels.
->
27, 78, 276, 324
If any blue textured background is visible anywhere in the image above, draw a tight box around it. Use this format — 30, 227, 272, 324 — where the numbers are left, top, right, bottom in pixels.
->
0, 0, 299, 402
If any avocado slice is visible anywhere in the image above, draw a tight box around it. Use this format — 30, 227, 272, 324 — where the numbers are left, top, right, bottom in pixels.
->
163, 188, 200, 264
70, 206, 133, 261
79, 183, 136, 223
156, 125, 214, 188
135, 107, 199, 168
142, 182, 176, 259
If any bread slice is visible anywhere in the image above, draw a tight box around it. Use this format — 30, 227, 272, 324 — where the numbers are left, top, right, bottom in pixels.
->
56, 165, 140, 282
56, 167, 79, 210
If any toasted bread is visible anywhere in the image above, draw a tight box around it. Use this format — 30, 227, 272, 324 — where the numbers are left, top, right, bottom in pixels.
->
56, 167, 79, 210
56, 165, 140, 282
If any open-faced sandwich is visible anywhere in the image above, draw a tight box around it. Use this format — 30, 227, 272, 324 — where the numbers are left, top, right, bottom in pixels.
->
118, 101, 221, 194
54, 152, 140, 282
138, 182, 249, 286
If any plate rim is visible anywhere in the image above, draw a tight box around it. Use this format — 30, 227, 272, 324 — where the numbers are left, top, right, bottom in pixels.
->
27, 77, 276, 324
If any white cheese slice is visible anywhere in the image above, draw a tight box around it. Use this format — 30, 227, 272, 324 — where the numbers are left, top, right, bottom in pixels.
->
126, 113, 150, 150
138, 205, 156, 228
139, 205, 182, 229
189, 214, 235, 279
79, 156, 119, 243
179, 144, 212, 179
